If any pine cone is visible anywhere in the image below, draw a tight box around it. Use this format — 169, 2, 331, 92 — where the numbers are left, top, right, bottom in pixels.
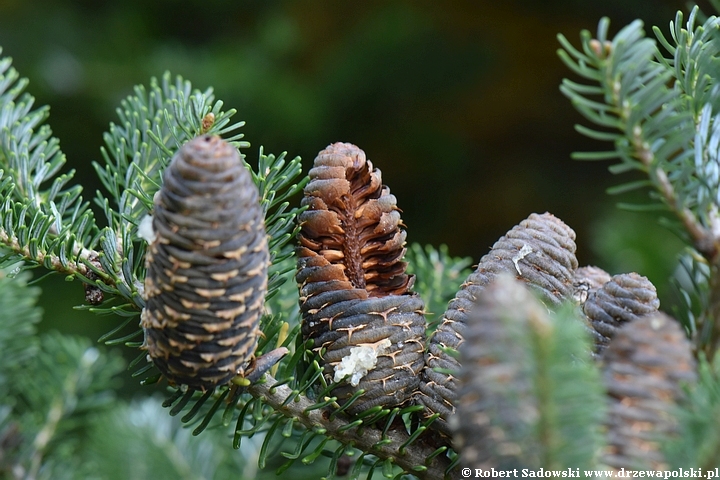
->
296, 143, 425, 413
142, 135, 269, 390
454, 275, 546, 468
602, 312, 696, 470
417, 212, 578, 435
583, 273, 659, 354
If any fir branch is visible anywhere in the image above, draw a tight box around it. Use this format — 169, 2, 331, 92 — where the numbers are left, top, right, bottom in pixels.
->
670, 251, 710, 339
0, 271, 125, 480
557, 13, 720, 257
0, 48, 100, 279
88, 398, 250, 480
248, 373, 457, 480
0, 270, 41, 382
558, 10, 720, 358
14, 333, 124, 480
251, 147, 308, 301
0, 270, 42, 477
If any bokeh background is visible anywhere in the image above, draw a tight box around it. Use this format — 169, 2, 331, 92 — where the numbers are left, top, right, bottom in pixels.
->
0, 0, 702, 386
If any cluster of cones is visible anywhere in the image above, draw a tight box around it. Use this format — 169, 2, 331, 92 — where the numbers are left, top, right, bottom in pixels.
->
141, 137, 697, 470
295, 142, 697, 471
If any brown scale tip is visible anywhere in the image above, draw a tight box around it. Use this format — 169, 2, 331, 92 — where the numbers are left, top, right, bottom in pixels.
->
297, 142, 413, 297
602, 312, 696, 470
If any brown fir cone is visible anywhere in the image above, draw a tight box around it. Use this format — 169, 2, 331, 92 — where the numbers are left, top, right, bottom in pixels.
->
417, 212, 578, 435
602, 312, 696, 471
583, 272, 659, 354
142, 135, 269, 390
296, 142, 425, 413
454, 275, 546, 468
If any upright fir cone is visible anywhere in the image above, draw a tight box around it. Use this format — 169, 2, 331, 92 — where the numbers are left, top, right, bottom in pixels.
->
296, 142, 425, 413
454, 275, 547, 468
142, 135, 269, 390
583, 272, 659, 355
602, 312, 696, 470
417, 212, 578, 435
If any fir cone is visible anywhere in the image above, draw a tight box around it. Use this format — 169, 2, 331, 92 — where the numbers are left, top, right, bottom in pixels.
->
142, 135, 269, 390
602, 312, 696, 470
296, 143, 425, 413
573, 265, 612, 304
417, 212, 578, 435
454, 275, 546, 468
583, 272, 659, 354
468, 212, 579, 306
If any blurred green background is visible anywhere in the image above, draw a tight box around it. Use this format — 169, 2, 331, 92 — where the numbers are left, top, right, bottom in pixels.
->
0, 0, 696, 386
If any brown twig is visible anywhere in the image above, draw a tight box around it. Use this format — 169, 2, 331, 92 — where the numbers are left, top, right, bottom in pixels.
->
627, 127, 716, 259
248, 373, 458, 480
0, 229, 92, 277
627, 105, 720, 359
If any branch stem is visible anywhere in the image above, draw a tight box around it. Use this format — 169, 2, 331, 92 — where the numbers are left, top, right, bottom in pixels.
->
629, 121, 720, 358
626, 115, 716, 260
0, 229, 116, 285
248, 374, 458, 480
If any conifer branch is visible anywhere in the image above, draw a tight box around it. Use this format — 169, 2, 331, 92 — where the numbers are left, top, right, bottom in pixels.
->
632, 124, 714, 258
558, 12, 720, 259
558, 9, 720, 358
0, 47, 101, 278
0, 230, 99, 278
248, 373, 457, 480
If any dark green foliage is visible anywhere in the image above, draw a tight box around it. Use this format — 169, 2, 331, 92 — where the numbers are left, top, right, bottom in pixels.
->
0, 270, 41, 385
87, 398, 264, 480
0, 270, 42, 475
